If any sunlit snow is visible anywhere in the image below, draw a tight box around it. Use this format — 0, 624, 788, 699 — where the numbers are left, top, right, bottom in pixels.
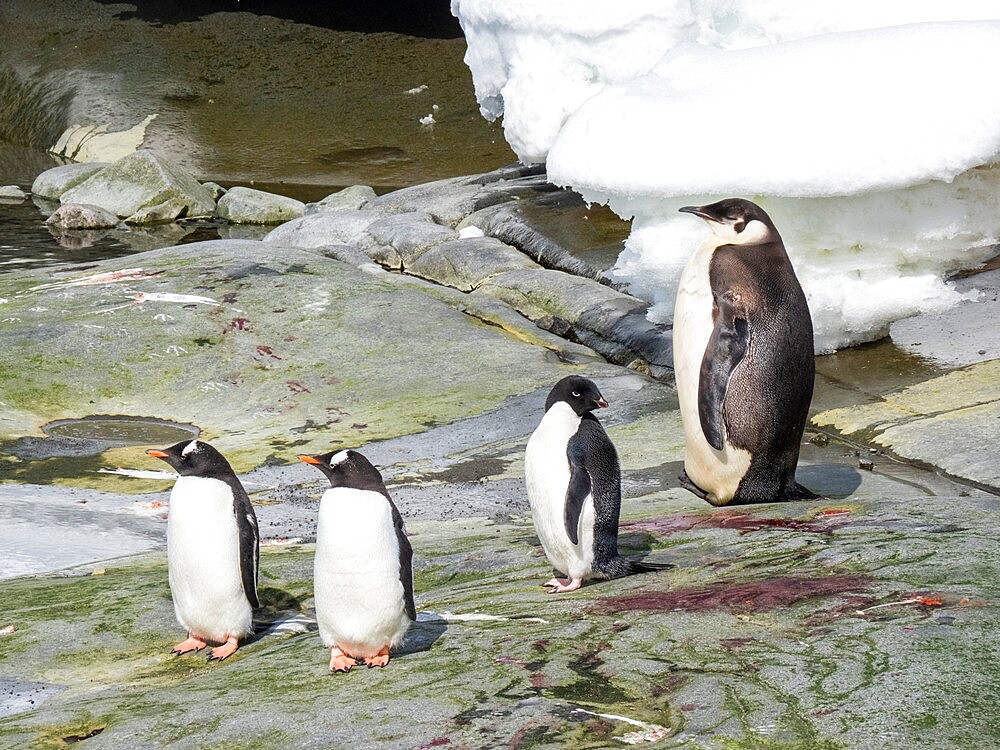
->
452, 2, 1000, 351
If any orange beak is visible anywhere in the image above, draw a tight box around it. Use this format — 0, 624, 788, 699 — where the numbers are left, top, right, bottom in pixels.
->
146, 449, 169, 459
298, 455, 321, 465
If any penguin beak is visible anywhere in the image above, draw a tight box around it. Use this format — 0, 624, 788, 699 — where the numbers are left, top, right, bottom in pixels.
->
146, 449, 169, 460
679, 205, 717, 223
298, 455, 321, 465
596, 398, 609, 408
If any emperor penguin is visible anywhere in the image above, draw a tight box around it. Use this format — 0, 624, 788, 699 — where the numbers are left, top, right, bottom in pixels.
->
674, 198, 817, 506
524, 375, 667, 593
298, 449, 415, 672
146, 440, 259, 660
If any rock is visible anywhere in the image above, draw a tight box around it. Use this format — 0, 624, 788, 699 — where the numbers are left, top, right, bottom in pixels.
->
407, 236, 539, 291
30, 163, 109, 201
125, 197, 190, 225
359, 212, 457, 269
0, 239, 587, 478
813, 359, 1000, 489
51, 114, 158, 163
60, 150, 216, 219
368, 174, 526, 227
263, 209, 383, 249
307, 184, 377, 214
215, 186, 305, 225
44, 203, 119, 230
478, 268, 673, 374
202, 181, 227, 201
464, 200, 614, 282
0, 185, 27, 200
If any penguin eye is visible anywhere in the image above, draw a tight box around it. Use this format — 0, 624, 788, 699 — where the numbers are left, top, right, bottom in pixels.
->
571, 391, 580, 397
732, 219, 746, 233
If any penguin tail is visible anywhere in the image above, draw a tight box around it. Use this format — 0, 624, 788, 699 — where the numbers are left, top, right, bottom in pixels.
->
784, 482, 821, 501
597, 555, 673, 579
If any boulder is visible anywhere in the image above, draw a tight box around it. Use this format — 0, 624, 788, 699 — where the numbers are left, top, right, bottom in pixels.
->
59, 150, 216, 219
0, 185, 27, 200
30, 163, 109, 201
407, 236, 539, 291
263, 209, 382, 249
216, 186, 305, 225
307, 184, 377, 213
359, 212, 457, 268
44, 203, 119, 230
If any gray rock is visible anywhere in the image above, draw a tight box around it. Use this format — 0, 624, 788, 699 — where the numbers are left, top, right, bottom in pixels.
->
306, 244, 385, 274
125, 197, 190, 225
30, 162, 109, 200
44, 203, 119, 230
480, 268, 672, 374
407, 236, 539, 291
359, 212, 457, 268
369, 175, 518, 227
307, 184, 377, 213
0, 185, 27, 200
263, 209, 382, 249
216, 186, 305, 225
202, 181, 227, 201
60, 150, 216, 219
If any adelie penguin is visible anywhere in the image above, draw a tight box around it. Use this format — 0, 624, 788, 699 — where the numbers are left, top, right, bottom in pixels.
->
146, 440, 259, 660
674, 198, 818, 506
524, 375, 668, 593
298, 448, 415, 672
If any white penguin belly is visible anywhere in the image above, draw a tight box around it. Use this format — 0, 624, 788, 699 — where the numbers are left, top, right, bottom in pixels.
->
314, 489, 410, 658
673, 240, 752, 503
524, 403, 596, 580
167, 477, 253, 642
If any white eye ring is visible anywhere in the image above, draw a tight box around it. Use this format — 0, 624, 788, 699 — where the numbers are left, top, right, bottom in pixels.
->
571, 391, 580, 397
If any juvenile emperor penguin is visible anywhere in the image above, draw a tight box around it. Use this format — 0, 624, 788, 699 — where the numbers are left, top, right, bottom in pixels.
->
146, 440, 259, 660
524, 375, 667, 593
298, 449, 415, 672
674, 198, 817, 506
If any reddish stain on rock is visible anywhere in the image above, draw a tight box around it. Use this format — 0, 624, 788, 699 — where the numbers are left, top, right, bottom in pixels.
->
623, 509, 850, 537
224, 317, 251, 333
255, 345, 281, 360
592, 575, 870, 615
529, 672, 552, 689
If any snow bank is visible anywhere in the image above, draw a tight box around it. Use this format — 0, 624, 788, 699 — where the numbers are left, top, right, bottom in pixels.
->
451, 2, 1000, 352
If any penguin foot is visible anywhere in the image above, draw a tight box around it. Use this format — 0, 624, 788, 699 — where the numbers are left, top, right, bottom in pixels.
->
543, 576, 583, 593
329, 647, 358, 672
208, 636, 239, 661
363, 647, 390, 669
171, 635, 208, 655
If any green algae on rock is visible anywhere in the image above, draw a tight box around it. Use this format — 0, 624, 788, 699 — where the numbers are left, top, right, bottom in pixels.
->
1, 489, 998, 749
0, 239, 590, 485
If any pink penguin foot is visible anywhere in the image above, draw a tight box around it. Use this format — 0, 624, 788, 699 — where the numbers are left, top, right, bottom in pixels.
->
362, 646, 391, 669
209, 636, 239, 661
543, 576, 583, 593
329, 647, 358, 672
171, 635, 208, 655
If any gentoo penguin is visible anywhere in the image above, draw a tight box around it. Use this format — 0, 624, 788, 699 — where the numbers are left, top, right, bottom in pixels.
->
146, 440, 259, 660
298, 449, 415, 672
524, 375, 666, 593
674, 198, 817, 506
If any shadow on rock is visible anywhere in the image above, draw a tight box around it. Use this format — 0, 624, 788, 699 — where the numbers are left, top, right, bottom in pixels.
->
400, 612, 448, 656
798, 463, 863, 499
250, 586, 316, 642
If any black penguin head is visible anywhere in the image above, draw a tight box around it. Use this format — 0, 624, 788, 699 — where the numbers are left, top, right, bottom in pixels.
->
544, 375, 609, 416
298, 448, 387, 493
679, 198, 778, 245
146, 439, 234, 478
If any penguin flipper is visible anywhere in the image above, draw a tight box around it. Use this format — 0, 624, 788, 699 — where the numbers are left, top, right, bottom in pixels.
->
564, 440, 593, 546
388, 498, 417, 621
230, 479, 260, 610
699, 291, 748, 451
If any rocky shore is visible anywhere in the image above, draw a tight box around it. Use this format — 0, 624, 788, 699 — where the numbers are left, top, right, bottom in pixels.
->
1, 151, 998, 748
